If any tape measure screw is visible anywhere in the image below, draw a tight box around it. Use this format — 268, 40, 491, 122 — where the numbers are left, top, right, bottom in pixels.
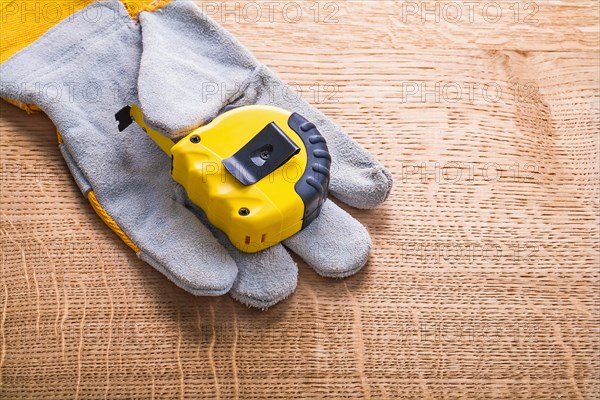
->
238, 207, 250, 216
260, 150, 271, 160
190, 135, 201, 143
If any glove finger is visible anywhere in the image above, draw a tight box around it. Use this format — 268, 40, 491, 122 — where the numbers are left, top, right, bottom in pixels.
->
181, 194, 298, 309
228, 246, 298, 309
284, 200, 372, 278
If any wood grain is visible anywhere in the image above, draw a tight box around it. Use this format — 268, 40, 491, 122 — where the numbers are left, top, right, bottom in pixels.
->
1, 1, 598, 399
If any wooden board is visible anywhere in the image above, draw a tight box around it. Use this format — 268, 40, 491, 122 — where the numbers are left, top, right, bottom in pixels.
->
1, 1, 598, 398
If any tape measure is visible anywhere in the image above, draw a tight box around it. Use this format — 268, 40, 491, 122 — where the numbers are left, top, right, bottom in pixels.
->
116, 104, 331, 253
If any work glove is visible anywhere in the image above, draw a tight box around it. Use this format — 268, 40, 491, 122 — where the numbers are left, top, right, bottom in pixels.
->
1, 0, 393, 308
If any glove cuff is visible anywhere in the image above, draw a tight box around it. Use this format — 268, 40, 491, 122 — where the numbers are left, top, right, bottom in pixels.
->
0, 0, 137, 108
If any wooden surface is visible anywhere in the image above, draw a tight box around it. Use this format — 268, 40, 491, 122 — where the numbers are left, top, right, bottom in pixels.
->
1, 1, 599, 398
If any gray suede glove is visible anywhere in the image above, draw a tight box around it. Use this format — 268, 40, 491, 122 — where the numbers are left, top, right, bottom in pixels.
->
0, 0, 392, 308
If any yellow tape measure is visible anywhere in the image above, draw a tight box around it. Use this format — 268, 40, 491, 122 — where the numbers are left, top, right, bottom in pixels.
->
116, 104, 330, 252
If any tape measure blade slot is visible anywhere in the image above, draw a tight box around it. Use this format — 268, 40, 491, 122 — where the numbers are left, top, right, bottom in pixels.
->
115, 105, 133, 132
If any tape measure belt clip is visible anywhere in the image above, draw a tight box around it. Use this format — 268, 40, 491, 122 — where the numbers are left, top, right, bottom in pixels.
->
222, 121, 301, 186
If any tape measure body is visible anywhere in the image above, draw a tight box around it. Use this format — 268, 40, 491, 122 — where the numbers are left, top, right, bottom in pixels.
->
118, 104, 330, 253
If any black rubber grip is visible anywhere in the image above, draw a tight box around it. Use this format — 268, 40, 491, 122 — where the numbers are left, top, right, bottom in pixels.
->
288, 113, 331, 228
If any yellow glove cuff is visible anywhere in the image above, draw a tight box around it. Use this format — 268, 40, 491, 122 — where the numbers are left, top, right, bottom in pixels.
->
1, 0, 170, 64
